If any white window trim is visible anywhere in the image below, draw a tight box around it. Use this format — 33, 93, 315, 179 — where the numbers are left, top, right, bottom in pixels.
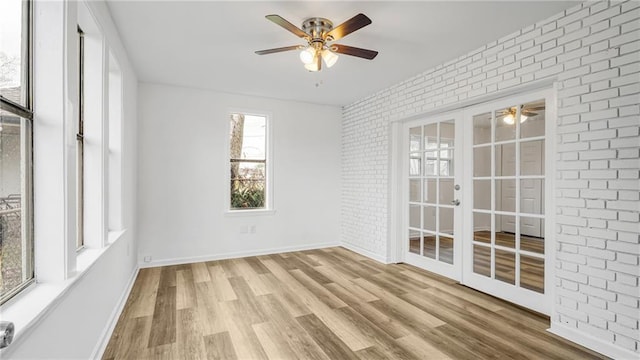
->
224, 109, 274, 215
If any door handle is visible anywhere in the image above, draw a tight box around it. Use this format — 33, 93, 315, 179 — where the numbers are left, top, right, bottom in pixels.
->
451, 199, 460, 206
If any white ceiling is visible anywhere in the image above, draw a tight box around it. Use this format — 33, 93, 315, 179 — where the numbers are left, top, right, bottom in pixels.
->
106, 1, 577, 107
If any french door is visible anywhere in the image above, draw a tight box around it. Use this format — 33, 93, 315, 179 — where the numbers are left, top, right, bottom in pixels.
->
403, 88, 553, 315
462, 89, 553, 315
404, 112, 463, 280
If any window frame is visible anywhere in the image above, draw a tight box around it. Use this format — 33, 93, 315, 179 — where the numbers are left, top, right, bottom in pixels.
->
225, 110, 274, 215
0, 0, 34, 305
76, 25, 85, 250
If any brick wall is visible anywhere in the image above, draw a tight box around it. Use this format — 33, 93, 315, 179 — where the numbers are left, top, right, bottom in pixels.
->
341, 0, 639, 355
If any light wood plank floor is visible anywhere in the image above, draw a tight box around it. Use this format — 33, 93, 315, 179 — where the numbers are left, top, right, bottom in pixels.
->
103, 247, 606, 360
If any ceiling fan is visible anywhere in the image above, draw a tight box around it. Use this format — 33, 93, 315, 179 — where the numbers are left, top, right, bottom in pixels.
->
255, 13, 378, 72
497, 102, 545, 124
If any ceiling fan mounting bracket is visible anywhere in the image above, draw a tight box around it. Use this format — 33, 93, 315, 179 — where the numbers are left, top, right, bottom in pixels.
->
302, 17, 334, 42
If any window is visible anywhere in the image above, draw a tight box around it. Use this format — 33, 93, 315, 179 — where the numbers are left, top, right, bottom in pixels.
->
76, 26, 85, 250
0, 0, 33, 304
228, 113, 269, 210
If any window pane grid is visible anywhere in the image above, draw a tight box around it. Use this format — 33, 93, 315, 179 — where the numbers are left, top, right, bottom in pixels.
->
471, 100, 545, 293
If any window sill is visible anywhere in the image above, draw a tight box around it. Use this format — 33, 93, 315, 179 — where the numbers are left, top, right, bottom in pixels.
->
0, 230, 127, 354
224, 209, 276, 217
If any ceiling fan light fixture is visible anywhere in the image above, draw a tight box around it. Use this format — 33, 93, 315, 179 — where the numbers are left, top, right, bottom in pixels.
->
321, 49, 339, 68
299, 46, 316, 64
304, 61, 320, 72
502, 110, 528, 125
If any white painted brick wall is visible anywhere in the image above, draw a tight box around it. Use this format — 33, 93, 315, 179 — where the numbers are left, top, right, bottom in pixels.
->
341, 0, 639, 354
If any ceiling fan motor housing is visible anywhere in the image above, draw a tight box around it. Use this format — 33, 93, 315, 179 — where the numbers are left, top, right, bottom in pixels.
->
302, 17, 334, 45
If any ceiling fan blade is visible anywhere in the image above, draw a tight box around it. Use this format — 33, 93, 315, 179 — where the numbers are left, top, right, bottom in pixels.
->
255, 45, 302, 55
326, 13, 372, 41
265, 14, 309, 39
332, 44, 378, 60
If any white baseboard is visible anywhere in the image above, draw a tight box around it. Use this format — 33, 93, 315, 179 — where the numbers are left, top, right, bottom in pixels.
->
548, 322, 639, 360
139, 242, 340, 268
340, 242, 389, 264
91, 266, 140, 360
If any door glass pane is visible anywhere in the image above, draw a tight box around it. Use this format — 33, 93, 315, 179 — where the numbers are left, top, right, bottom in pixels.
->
424, 157, 437, 176
521, 232, 544, 254
496, 179, 516, 212
495, 143, 515, 176
439, 149, 453, 176
473, 180, 491, 210
422, 205, 436, 232
473, 212, 491, 243
473, 113, 491, 145
409, 229, 420, 255
409, 153, 421, 176
409, 204, 420, 229
520, 255, 544, 293
409, 126, 421, 151
473, 245, 491, 277
439, 207, 454, 236
473, 146, 491, 177
495, 250, 516, 285
424, 123, 437, 149
439, 178, 454, 205
423, 233, 436, 259
440, 120, 455, 145
520, 179, 544, 214
495, 106, 517, 141
520, 140, 544, 176
423, 178, 436, 204
409, 179, 421, 202
439, 235, 453, 264
495, 215, 516, 248
520, 100, 545, 139
520, 216, 544, 246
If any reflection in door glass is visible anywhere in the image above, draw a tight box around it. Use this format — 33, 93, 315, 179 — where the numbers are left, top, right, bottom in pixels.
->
473, 245, 491, 277
473, 113, 491, 145
424, 123, 437, 149
409, 179, 421, 202
409, 204, 420, 228
495, 215, 516, 248
495, 179, 516, 212
409, 153, 421, 176
495, 106, 517, 141
473, 180, 491, 210
521, 255, 544, 293
439, 178, 454, 205
473, 212, 491, 243
473, 146, 491, 177
495, 249, 516, 285
495, 143, 515, 176
410, 127, 422, 151
520, 140, 545, 176
422, 233, 436, 259
409, 229, 421, 255
439, 235, 454, 264
423, 178, 436, 203
520, 100, 545, 139
422, 205, 436, 232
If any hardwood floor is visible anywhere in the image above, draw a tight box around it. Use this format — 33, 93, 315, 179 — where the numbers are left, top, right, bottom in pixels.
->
103, 247, 606, 360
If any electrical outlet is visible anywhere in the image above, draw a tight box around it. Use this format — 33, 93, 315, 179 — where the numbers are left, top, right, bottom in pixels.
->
144, 256, 152, 263
250, 225, 256, 233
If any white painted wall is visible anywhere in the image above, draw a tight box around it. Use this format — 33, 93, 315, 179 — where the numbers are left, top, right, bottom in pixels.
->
137, 83, 341, 265
342, 1, 639, 358
2, 0, 138, 358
